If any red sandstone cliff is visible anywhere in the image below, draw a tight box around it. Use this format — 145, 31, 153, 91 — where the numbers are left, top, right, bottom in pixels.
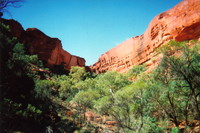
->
2, 19, 85, 70
92, 0, 200, 73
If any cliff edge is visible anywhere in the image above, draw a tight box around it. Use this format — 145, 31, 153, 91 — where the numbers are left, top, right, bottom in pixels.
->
91, 0, 200, 73
2, 19, 85, 71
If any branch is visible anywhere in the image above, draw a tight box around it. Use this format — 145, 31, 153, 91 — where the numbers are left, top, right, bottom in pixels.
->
0, 0, 23, 11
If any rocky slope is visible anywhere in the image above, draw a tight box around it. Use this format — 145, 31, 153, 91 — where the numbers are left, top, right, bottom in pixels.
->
2, 19, 85, 71
91, 0, 200, 73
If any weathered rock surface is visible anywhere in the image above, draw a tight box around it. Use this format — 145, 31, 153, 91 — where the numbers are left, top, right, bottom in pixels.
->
2, 19, 85, 70
92, 0, 200, 73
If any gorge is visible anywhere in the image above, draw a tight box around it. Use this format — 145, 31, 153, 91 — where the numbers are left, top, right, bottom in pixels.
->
1, 0, 200, 132
1, 0, 200, 73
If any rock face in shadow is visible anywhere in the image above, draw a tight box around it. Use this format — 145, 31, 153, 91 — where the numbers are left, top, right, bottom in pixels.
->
92, 0, 200, 73
2, 19, 85, 71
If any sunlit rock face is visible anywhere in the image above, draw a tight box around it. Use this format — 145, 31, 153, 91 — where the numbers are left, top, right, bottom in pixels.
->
2, 19, 85, 70
92, 0, 200, 73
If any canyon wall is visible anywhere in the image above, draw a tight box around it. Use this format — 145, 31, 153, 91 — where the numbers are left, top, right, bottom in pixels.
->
92, 0, 200, 73
2, 19, 85, 70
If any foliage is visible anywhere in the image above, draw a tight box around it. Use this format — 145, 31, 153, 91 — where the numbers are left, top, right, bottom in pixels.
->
69, 66, 87, 84
3, 98, 42, 119
7, 43, 43, 78
73, 89, 100, 109
171, 127, 180, 133
34, 79, 53, 101
126, 64, 146, 80
66, 40, 200, 132
95, 71, 131, 95
1, 22, 200, 133
56, 75, 72, 99
156, 40, 200, 126
0, 22, 58, 132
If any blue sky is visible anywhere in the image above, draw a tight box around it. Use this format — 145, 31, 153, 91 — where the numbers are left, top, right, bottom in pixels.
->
3, 0, 182, 65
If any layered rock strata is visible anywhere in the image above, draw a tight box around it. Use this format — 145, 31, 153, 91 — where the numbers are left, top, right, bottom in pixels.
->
2, 19, 85, 70
92, 0, 200, 73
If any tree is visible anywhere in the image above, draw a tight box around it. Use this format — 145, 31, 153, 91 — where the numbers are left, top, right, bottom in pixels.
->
155, 40, 200, 127
0, 21, 52, 132
58, 77, 72, 99
126, 64, 146, 80
95, 71, 131, 97
0, 0, 24, 14
72, 89, 100, 123
146, 72, 188, 127
113, 79, 149, 132
34, 79, 53, 102
69, 66, 87, 84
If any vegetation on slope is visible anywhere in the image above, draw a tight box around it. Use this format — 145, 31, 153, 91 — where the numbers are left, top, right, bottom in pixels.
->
0, 21, 79, 133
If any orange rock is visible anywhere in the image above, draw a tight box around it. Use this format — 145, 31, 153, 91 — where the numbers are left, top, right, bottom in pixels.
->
104, 121, 118, 126
2, 19, 85, 71
94, 116, 102, 123
85, 111, 96, 121
91, 0, 200, 73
